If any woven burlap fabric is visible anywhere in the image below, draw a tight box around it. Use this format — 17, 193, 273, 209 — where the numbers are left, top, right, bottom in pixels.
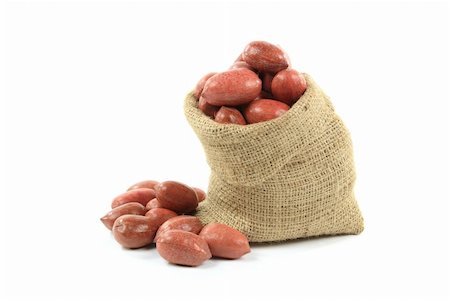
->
184, 74, 364, 242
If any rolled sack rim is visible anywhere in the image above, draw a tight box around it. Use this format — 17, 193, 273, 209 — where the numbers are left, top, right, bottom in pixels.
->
184, 74, 332, 141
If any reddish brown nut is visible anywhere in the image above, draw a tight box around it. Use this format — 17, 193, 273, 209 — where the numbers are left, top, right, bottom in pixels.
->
199, 223, 251, 259
276, 44, 291, 67
154, 181, 198, 213
255, 90, 274, 100
214, 106, 247, 125
244, 99, 290, 124
229, 61, 256, 72
112, 215, 155, 248
111, 189, 156, 209
198, 96, 220, 118
271, 69, 307, 106
145, 208, 178, 228
194, 72, 217, 100
100, 202, 146, 230
192, 187, 206, 203
262, 73, 274, 93
127, 180, 159, 191
242, 41, 289, 73
236, 103, 249, 114
146, 198, 163, 210
155, 215, 204, 242
156, 230, 212, 267
202, 69, 262, 106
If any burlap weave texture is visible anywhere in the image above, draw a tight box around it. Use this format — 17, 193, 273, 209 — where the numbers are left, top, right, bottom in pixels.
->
184, 74, 364, 242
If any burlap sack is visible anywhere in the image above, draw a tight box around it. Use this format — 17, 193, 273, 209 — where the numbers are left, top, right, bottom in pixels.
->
184, 74, 364, 242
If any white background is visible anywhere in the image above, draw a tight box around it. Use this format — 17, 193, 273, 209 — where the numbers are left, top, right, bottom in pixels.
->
1, 1, 449, 298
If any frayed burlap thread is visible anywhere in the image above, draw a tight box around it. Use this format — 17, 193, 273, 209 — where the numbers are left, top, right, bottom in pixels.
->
184, 74, 364, 242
